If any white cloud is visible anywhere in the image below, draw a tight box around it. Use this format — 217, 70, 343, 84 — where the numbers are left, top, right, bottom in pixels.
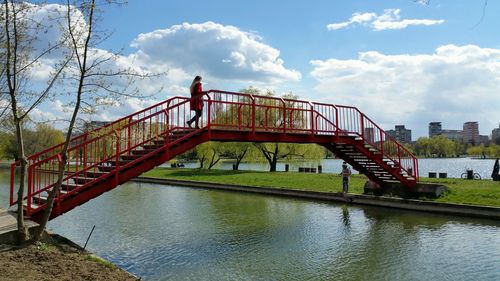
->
327, 9, 444, 31
29, 59, 56, 81
15, 5, 300, 125
131, 21, 301, 83
327, 12, 376, 30
310, 45, 500, 137
414, 0, 430, 5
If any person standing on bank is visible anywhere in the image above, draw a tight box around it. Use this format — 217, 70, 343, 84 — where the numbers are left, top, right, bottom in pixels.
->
187, 75, 204, 129
341, 162, 352, 195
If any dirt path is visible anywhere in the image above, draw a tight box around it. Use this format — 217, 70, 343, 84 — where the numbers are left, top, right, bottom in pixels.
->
0, 241, 138, 281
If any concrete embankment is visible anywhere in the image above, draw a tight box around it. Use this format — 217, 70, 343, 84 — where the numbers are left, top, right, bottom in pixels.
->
134, 177, 500, 220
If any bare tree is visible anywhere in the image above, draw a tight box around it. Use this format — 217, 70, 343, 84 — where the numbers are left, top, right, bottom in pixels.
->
1, 0, 70, 244
32, 0, 159, 241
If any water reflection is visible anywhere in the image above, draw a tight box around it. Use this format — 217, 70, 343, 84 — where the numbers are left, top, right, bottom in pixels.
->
0, 170, 10, 208
0, 172, 499, 281
44, 180, 500, 280
341, 205, 350, 227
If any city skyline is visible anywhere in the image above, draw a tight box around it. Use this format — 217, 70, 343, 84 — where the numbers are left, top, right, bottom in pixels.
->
388, 120, 499, 143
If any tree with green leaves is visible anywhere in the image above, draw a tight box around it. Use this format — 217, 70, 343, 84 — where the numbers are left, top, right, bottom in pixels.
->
252, 142, 324, 172
467, 144, 500, 158
3, 123, 65, 159
238, 87, 325, 171
195, 142, 221, 169
221, 142, 253, 170
414, 136, 462, 157
0, 131, 9, 159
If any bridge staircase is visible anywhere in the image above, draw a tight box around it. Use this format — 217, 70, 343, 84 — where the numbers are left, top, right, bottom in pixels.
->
10, 90, 418, 222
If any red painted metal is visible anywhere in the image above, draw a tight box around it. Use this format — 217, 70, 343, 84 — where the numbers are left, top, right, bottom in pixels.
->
9, 89, 419, 222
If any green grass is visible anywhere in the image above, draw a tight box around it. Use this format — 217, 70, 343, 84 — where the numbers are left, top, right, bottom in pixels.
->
143, 168, 500, 207
35, 242, 53, 252
419, 177, 500, 207
85, 255, 117, 269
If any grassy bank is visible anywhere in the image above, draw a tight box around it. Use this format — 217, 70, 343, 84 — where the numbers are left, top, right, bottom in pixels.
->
143, 168, 500, 207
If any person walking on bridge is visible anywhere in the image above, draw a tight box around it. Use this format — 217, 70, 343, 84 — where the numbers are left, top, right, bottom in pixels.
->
341, 162, 352, 195
187, 75, 204, 129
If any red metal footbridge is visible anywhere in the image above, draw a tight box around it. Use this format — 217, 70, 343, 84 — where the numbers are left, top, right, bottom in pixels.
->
10, 90, 418, 222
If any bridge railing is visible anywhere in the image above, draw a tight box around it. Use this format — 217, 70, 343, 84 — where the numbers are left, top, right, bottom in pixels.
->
12, 90, 418, 214
11, 96, 195, 213
312, 103, 339, 135
206, 90, 317, 134
205, 90, 418, 180
22, 109, 174, 214
333, 105, 418, 180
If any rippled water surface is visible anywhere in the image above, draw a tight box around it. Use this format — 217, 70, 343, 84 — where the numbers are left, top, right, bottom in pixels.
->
1, 170, 499, 280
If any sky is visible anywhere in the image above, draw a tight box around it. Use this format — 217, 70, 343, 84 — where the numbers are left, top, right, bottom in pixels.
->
17, 0, 500, 139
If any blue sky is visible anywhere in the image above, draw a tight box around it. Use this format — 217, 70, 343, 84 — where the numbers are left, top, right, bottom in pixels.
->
27, 1, 500, 138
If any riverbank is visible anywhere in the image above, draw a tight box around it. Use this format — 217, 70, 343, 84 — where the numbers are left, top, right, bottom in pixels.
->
0, 210, 138, 280
134, 176, 500, 220
0, 235, 139, 281
143, 168, 500, 207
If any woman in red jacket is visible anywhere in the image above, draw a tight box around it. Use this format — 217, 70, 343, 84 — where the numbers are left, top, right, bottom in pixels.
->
187, 75, 204, 129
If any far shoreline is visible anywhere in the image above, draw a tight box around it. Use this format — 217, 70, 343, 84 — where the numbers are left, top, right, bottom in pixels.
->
133, 175, 500, 220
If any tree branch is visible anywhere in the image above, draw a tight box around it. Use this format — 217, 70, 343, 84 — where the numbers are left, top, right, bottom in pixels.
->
19, 54, 73, 120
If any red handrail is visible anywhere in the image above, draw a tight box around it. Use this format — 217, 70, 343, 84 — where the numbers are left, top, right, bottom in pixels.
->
10, 89, 419, 216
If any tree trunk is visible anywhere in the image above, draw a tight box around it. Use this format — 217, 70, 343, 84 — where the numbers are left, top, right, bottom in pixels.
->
4, 0, 29, 244
269, 162, 277, 172
208, 148, 220, 169
198, 154, 205, 169
234, 147, 248, 171
32, 0, 96, 242
13, 107, 29, 244
269, 144, 278, 172
15, 157, 29, 243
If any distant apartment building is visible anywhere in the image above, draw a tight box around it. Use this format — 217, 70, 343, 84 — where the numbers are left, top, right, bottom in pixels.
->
463, 121, 480, 145
83, 121, 111, 132
441, 129, 463, 142
492, 124, 500, 144
364, 127, 375, 143
428, 122, 442, 138
479, 135, 490, 145
387, 125, 412, 143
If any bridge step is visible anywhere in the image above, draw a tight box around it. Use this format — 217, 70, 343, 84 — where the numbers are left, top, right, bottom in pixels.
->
98, 165, 116, 172
152, 140, 166, 146
72, 176, 96, 184
61, 183, 83, 191
329, 139, 417, 187
131, 149, 155, 156
142, 144, 163, 150
85, 171, 108, 178
23, 202, 40, 211
121, 154, 144, 161
32, 195, 48, 205
106, 159, 131, 166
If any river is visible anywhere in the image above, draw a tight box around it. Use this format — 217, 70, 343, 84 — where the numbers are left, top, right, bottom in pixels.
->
0, 170, 499, 280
